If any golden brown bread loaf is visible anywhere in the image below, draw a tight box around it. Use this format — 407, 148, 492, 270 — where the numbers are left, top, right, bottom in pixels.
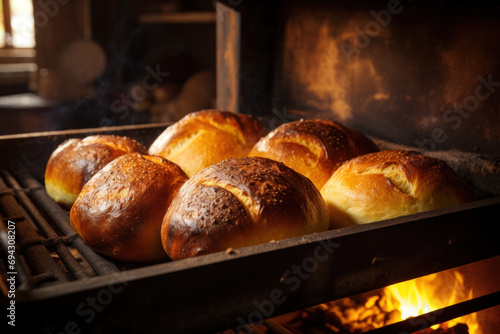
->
148, 109, 266, 177
162, 156, 329, 260
248, 119, 379, 190
70, 153, 188, 262
320, 150, 474, 228
45, 135, 147, 208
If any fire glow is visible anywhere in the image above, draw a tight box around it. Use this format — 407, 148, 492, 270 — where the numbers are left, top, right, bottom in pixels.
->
384, 270, 480, 333
281, 269, 481, 333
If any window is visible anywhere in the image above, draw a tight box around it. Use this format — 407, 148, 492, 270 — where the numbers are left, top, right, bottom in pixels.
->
0, 0, 35, 48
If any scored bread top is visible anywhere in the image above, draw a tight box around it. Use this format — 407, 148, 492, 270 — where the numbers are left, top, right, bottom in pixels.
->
162, 156, 329, 260
149, 110, 266, 177
248, 119, 379, 190
320, 150, 474, 228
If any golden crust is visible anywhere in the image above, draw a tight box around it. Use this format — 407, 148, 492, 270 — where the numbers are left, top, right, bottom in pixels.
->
162, 156, 329, 260
70, 153, 188, 262
248, 119, 379, 190
320, 150, 474, 228
45, 135, 147, 208
148, 109, 266, 177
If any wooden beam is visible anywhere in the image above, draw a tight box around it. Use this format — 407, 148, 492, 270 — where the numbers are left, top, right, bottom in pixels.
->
216, 2, 240, 113
2, 0, 12, 47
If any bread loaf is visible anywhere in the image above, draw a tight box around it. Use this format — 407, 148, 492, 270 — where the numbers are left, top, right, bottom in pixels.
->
70, 153, 188, 262
248, 119, 379, 190
149, 109, 265, 177
162, 156, 329, 260
45, 135, 147, 208
320, 150, 474, 228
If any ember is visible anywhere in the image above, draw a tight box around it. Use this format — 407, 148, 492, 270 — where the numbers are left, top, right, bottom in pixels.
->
385, 270, 479, 334
279, 269, 480, 334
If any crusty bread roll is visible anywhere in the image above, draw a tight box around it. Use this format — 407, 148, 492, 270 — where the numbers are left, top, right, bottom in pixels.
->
320, 150, 474, 228
162, 156, 329, 260
248, 119, 379, 190
148, 109, 265, 177
45, 135, 147, 208
70, 153, 188, 262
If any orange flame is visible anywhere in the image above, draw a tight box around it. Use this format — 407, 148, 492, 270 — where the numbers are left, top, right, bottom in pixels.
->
384, 270, 480, 333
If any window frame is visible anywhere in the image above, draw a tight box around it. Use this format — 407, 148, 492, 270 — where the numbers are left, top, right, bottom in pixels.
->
0, 0, 36, 65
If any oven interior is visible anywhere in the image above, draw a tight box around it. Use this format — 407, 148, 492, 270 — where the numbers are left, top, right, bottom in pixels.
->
1, 0, 500, 333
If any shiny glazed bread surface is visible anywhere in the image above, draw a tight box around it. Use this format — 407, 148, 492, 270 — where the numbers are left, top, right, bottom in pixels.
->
162, 156, 329, 260
70, 153, 188, 262
149, 109, 266, 177
45, 135, 147, 208
320, 150, 474, 228
248, 119, 379, 190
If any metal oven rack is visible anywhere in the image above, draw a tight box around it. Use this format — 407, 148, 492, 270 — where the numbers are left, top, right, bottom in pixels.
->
0, 124, 499, 333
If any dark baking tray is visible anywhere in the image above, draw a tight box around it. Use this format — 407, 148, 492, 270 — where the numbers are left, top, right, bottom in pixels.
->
0, 123, 499, 334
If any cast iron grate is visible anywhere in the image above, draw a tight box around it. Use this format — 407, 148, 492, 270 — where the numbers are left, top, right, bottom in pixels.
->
0, 168, 119, 293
